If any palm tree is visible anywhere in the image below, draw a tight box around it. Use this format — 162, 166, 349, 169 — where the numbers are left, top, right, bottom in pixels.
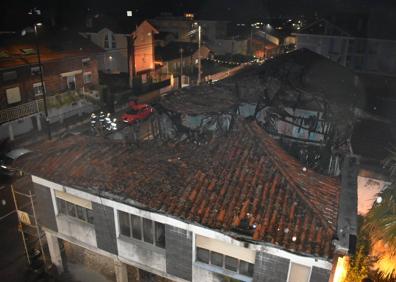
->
363, 149, 396, 280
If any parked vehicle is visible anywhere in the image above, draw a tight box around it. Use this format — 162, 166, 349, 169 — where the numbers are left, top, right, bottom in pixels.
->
0, 149, 32, 178
121, 102, 155, 125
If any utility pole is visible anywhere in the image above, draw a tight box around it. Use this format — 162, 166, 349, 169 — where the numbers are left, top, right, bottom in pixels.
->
34, 23, 51, 140
179, 48, 183, 88
197, 25, 201, 85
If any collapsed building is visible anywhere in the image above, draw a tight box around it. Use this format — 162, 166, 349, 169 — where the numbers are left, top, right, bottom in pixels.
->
153, 48, 364, 175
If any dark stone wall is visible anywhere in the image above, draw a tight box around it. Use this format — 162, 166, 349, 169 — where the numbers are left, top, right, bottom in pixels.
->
253, 252, 290, 282
165, 225, 192, 281
92, 202, 118, 255
33, 183, 58, 231
310, 266, 331, 282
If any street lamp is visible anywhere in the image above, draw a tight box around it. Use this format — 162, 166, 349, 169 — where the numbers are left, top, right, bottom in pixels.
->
22, 21, 51, 139
187, 23, 202, 85
33, 23, 51, 140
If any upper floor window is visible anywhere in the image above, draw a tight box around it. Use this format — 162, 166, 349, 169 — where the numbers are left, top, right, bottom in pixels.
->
31, 65, 42, 76
196, 247, 254, 277
3, 71, 17, 81
111, 34, 116, 49
82, 57, 91, 67
57, 197, 94, 224
118, 211, 165, 248
5, 86, 21, 104
83, 72, 92, 84
33, 82, 45, 96
104, 34, 109, 48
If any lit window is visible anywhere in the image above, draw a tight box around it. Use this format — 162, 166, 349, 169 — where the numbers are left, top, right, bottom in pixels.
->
5, 87, 21, 104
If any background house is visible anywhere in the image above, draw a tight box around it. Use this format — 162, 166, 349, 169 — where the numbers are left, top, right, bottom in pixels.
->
0, 31, 102, 140
79, 13, 137, 74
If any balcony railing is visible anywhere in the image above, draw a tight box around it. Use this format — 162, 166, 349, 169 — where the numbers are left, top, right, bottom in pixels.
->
0, 90, 85, 124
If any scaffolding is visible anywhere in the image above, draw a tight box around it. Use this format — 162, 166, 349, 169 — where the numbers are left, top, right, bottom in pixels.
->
11, 176, 47, 267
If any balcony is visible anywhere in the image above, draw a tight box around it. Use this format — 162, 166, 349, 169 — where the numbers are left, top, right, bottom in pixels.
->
0, 90, 87, 124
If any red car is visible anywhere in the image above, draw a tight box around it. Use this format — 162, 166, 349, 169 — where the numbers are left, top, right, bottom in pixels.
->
121, 102, 155, 125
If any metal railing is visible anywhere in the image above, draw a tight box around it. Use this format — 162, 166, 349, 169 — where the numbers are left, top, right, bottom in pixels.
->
0, 90, 84, 124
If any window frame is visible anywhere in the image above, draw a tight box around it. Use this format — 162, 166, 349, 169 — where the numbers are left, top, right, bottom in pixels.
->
117, 211, 165, 249
33, 81, 45, 96
195, 247, 254, 278
56, 197, 93, 225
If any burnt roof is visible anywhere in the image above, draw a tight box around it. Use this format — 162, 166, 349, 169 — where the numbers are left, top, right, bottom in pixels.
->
0, 31, 103, 69
160, 49, 363, 116
17, 120, 340, 258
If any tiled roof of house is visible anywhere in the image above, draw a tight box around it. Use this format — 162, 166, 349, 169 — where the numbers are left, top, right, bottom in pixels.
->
17, 120, 340, 258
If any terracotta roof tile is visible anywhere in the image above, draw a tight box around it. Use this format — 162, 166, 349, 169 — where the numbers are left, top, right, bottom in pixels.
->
17, 120, 340, 258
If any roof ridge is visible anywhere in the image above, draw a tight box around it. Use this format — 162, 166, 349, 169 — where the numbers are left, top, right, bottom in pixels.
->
245, 121, 336, 231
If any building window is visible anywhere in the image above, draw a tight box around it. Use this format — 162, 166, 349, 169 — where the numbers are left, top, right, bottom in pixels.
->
118, 211, 165, 248
111, 34, 116, 49
56, 198, 94, 224
197, 247, 210, 264
83, 72, 92, 84
31, 66, 42, 76
3, 71, 17, 81
82, 57, 91, 66
239, 260, 254, 277
155, 222, 165, 248
143, 218, 154, 244
196, 247, 254, 278
66, 75, 76, 90
131, 214, 142, 240
104, 34, 109, 48
5, 87, 21, 104
119, 211, 131, 237
225, 256, 238, 272
288, 263, 311, 282
211, 251, 224, 267
33, 82, 45, 96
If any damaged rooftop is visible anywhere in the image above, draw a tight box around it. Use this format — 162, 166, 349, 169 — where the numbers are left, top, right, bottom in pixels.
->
17, 119, 340, 259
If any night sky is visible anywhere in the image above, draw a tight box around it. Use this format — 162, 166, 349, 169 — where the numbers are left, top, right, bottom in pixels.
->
1, 0, 395, 30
